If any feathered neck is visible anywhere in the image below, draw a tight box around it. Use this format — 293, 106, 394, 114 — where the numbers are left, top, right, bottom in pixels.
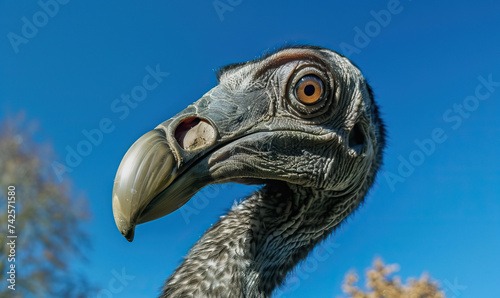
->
161, 181, 360, 297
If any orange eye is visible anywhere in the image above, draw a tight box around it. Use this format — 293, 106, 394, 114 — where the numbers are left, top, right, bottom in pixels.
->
295, 75, 324, 104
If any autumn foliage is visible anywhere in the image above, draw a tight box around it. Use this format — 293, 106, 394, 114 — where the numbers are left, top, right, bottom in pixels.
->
342, 258, 444, 298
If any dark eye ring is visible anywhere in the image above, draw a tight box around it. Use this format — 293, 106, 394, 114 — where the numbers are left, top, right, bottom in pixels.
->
294, 75, 324, 104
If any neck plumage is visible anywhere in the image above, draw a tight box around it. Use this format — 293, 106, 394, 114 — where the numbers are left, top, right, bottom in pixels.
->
161, 181, 360, 297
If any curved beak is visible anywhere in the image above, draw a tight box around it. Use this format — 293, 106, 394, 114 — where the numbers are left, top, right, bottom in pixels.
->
112, 115, 217, 242
112, 129, 173, 241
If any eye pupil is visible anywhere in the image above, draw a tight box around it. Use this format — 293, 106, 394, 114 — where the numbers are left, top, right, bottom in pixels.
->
304, 84, 315, 96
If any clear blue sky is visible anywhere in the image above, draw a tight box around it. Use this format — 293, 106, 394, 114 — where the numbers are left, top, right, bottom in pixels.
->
1, 0, 499, 297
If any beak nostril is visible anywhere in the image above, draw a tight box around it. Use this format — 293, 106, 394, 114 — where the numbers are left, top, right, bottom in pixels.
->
174, 117, 216, 151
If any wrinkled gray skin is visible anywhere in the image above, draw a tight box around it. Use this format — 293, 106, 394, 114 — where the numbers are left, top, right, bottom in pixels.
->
112, 45, 386, 297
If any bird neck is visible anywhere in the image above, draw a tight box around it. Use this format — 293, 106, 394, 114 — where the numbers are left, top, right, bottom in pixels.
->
161, 181, 359, 297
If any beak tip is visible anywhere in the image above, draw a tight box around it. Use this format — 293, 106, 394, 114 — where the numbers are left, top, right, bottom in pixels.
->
114, 213, 136, 242
124, 231, 135, 242
122, 226, 135, 242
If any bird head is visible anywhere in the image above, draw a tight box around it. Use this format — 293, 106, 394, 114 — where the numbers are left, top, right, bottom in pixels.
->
112, 46, 385, 241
